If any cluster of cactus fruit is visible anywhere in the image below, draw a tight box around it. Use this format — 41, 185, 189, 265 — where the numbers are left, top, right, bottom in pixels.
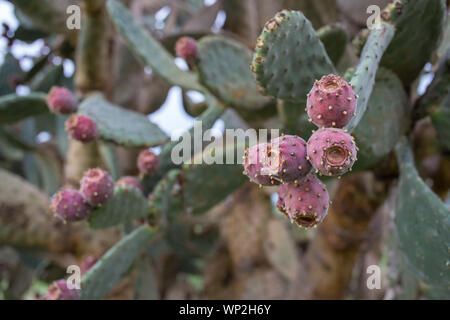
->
243, 74, 358, 228
1, 0, 449, 300
47, 86, 98, 143
50, 148, 159, 222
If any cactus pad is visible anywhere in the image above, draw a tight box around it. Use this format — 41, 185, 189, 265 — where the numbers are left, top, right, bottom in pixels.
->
0, 93, 49, 125
78, 94, 168, 147
88, 186, 150, 229
197, 36, 272, 110
106, 0, 204, 92
394, 138, 450, 289
431, 107, 450, 153
345, 22, 395, 133
251, 10, 335, 102
353, 68, 410, 169
317, 23, 348, 66
380, 0, 446, 84
81, 225, 154, 299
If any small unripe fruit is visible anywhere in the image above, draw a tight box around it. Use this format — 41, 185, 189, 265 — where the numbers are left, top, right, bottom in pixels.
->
115, 176, 143, 193
175, 37, 198, 64
137, 149, 160, 175
267, 135, 312, 182
51, 189, 91, 222
47, 86, 78, 114
65, 114, 98, 143
243, 143, 281, 186
276, 174, 330, 228
306, 74, 356, 128
307, 128, 357, 176
80, 168, 114, 207
44, 280, 80, 300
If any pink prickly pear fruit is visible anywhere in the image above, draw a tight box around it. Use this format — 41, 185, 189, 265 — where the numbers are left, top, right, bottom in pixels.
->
306, 74, 357, 128
276, 174, 330, 228
307, 128, 357, 176
80, 168, 114, 207
50, 189, 91, 222
47, 86, 78, 114
44, 280, 80, 300
115, 176, 144, 193
175, 36, 198, 64
267, 134, 312, 182
137, 149, 160, 175
243, 143, 281, 186
65, 114, 98, 143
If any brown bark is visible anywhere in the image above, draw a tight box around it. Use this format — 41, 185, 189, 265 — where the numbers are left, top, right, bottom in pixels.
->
203, 183, 310, 299
304, 172, 388, 299
74, 0, 110, 97
64, 140, 102, 188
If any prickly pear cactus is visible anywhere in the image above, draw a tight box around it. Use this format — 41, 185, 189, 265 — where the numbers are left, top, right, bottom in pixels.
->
0, 0, 449, 301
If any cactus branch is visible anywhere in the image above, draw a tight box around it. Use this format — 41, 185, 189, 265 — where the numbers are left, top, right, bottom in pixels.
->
106, 0, 205, 92
75, 0, 110, 97
65, 0, 110, 188
345, 22, 395, 133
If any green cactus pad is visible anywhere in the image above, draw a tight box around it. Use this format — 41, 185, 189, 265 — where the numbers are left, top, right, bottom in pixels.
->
0, 93, 49, 125
431, 107, 450, 153
380, 0, 446, 84
251, 10, 335, 102
197, 36, 272, 110
80, 225, 154, 300
0, 53, 23, 96
142, 96, 226, 192
276, 100, 303, 134
10, 0, 75, 35
29, 64, 69, 93
345, 22, 395, 133
88, 186, 150, 229
149, 143, 247, 217
317, 23, 348, 66
182, 160, 247, 216
106, 0, 204, 92
78, 94, 168, 147
394, 138, 450, 289
353, 68, 410, 170
148, 169, 184, 220
276, 100, 317, 137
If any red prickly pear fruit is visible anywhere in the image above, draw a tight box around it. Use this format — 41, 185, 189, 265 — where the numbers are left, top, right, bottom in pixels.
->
65, 114, 98, 143
175, 37, 198, 64
276, 174, 330, 228
267, 135, 312, 182
47, 86, 78, 114
50, 189, 91, 222
115, 176, 143, 193
306, 74, 357, 128
80, 168, 114, 207
243, 143, 281, 186
307, 128, 357, 176
44, 280, 80, 300
80, 255, 98, 274
137, 149, 160, 175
